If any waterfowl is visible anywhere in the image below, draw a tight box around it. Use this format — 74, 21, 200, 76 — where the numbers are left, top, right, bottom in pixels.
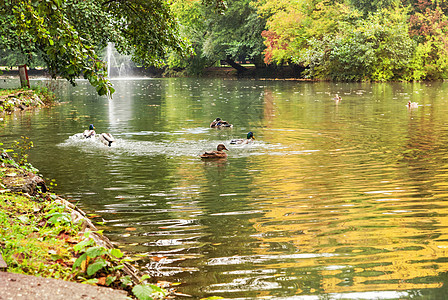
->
99, 133, 115, 147
332, 94, 342, 102
82, 124, 115, 146
230, 132, 255, 145
210, 117, 233, 128
83, 124, 96, 138
200, 144, 229, 159
407, 101, 418, 109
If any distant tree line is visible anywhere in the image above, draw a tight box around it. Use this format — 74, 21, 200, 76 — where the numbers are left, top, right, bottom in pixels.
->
168, 0, 448, 81
1, 0, 447, 92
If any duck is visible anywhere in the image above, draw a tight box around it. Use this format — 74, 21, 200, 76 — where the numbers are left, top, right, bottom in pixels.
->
407, 101, 418, 109
98, 132, 115, 147
83, 124, 96, 138
200, 144, 229, 159
210, 117, 233, 128
230, 132, 255, 145
332, 94, 342, 102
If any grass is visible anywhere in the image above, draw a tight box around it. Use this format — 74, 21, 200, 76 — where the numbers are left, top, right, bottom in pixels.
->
0, 87, 56, 114
0, 193, 80, 280
0, 88, 27, 97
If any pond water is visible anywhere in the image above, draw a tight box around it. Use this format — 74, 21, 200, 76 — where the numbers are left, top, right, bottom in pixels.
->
2, 78, 448, 299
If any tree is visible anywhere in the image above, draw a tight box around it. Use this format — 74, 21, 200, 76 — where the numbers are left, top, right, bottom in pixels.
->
407, 2, 448, 79
348, 0, 400, 15
257, 0, 350, 65
201, 0, 267, 70
0, 0, 224, 95
168, 0, 267, 75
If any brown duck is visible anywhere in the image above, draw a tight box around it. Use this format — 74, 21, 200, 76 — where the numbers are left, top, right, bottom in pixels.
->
200, 144, 229, 159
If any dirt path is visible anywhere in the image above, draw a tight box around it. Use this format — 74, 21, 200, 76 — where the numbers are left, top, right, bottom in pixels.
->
0, 271, 128, 300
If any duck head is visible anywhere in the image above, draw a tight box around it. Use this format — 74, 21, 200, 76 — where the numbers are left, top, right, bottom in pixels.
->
89, 124, 95, 130
217, 144, 228, 151
247, 132, 255, 139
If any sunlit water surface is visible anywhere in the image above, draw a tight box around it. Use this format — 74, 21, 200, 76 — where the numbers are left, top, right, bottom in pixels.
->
3, 78, 448, 299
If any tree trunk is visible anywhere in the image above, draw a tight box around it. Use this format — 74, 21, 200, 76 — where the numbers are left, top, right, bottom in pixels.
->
225, 56, 248, 73
18, 65, 30, 88
252, 54, 266, 69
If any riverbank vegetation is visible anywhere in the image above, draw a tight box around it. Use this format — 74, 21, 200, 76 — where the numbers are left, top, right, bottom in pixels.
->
167, 0, 448, 81
0, 140, 168, 299
0, 87, 56, 114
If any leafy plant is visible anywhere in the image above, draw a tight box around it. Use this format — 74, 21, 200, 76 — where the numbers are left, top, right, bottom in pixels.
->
10, 136, 33, 166
132, 284, 165, 300
73, 233, 126, 280
72, 233, 166, 299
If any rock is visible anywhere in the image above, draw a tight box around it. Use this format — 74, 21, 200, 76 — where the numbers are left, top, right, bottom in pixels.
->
0, 272, 129, 300
1, 168, 48, 195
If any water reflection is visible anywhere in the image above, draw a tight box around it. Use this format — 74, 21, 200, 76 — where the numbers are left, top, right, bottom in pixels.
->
3, 78, 448, 298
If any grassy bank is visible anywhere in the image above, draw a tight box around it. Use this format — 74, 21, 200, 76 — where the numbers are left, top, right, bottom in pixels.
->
0, 87, 56, 115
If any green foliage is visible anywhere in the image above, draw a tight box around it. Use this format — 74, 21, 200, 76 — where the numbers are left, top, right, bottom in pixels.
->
168, 0, 267, 74
45, 208, 72, 226
348, 0, 399, 15
0, 0, 226, 94
324, 11, 415, 81
0, 193, 81, 279
132, 283, 165, 300
257, 0, 350, 65
10, 136, 36, 170
201, 0, 267, 62
0, 0, 114, 96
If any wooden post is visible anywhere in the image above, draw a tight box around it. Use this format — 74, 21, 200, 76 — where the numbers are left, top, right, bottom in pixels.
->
18, 65, 30, 88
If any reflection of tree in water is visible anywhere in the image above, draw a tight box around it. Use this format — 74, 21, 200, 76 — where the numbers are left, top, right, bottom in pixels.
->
263, 88, 275, 126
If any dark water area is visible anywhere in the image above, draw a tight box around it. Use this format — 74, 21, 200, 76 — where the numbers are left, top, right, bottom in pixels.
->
2, 78, 448, 299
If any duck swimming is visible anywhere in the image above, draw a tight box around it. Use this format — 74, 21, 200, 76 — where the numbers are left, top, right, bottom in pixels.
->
200, 144, 229, 159
99, 133, 115, 147
332, 94, 342, 102
407, 101, 418, 109
210, 118, 233, 128
82, 124, 115, 147
230, 132, 255, 145
83, 124, 96, 138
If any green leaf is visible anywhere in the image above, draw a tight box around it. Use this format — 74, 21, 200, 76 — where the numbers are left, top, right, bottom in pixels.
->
82, 278, 99, 284
132, 284, 155, 300
141, 274, 151, 281
86, 258, 107, 276
106, 276, 117, 286
120, 275, 133, 286
73, 253, 87, 270
74, 238, 94, 252
85, 246, 107, 259
109, 248, 123, 259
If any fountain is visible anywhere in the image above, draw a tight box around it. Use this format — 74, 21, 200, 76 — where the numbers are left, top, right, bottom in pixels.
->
104, 42, 133, 78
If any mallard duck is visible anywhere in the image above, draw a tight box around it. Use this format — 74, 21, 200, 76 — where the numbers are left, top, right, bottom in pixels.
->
332, 94, 342, 102
200, 144, 229, 159
407, 101, 418, 109
230, 132, 255, 145
83, 124, 96, 138
98, 133, 115, 147
210, 117, 233, 128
